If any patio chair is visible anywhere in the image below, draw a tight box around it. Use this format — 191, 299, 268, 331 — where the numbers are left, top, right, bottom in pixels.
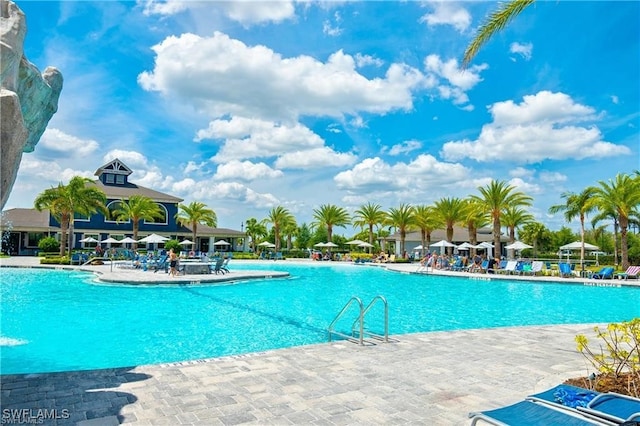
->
559, 263, 574, 278
210, 257, 225, 274
523, 261, 543, 276
469, 399, 603, 425
221, 257, 231, 273
615, 265, 640, 280
500, 260, 517, 275
577, 391, 640, 424
590, 267, 615, 280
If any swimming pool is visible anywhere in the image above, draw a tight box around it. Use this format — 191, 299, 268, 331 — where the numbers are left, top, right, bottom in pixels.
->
1, 262, 638, 374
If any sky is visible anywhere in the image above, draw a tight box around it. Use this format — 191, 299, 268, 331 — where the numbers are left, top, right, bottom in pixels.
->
6, 0, 640, 234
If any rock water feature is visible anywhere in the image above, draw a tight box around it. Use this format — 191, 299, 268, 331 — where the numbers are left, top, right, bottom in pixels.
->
0, 0, 63, 209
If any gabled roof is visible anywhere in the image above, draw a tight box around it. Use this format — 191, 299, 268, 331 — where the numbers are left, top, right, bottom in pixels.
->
89, 180, 183, 203
392, 226, 508, 243
1, 208, 58, 230
181, 223, 246, 237
94, 158, 133, 176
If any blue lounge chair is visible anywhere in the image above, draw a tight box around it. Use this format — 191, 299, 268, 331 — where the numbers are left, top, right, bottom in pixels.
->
210, 257, 225, 274
590, 267, 615, 280
559, 263, 573, 278
469, 399, 603, 425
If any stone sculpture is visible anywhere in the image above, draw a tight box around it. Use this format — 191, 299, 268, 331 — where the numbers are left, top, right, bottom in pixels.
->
1, 0, 63, 209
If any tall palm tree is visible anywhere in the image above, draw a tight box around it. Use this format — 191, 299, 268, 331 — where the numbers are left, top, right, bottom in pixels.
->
548, 188, 598, 270
353, 202, 387, 253
502, 205, 534, 258
591, 205, 620, 266
312, 204, 350, 243
244, 217, 267, 252
413, 204, 443, 257
282, 220, 298, 251
386, 203, 415, 255
264, 206, 295, 252
470, 180, 533, 258
590, 173, 640, 270
462, 0, 535, 68
34, 176, 107, 256
433, 197, 466, 250
461, 199, 489, 255
175, 201, 217, 251
110, 195, 164, 250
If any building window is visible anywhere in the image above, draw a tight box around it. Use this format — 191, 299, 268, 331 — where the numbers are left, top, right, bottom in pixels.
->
105, 174, 115, 184
144, 203, 168, 225
105, 201, 129, 223
27, 232, 46, 248
74, 212, 90, 222
116, 175, 125, 185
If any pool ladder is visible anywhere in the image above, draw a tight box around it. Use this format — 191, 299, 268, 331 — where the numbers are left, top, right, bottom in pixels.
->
327, 295, 389, 345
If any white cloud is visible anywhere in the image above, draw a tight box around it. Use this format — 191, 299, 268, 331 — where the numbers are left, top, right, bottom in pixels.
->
539, 171, 567, 183
509, 42, 533, 61
509, 167, 534, 179
419, 2, 471, 33
354, 53, 384, 68
323, 12, 343, 36
334, 155, 472, 192
386, 140, 422, 156
611, 95, 619, 104
138, 32, 426, 122
214, 160, 283, 181
508, 177, 542, 195
140, 0, 295, 25
424, 54, 487, 108
441, 91, 631, 163
275, 147, 357, 169
39, 128, 100, 158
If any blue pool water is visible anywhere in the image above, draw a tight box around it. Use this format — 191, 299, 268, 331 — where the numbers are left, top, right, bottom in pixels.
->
1, 262, 638, 374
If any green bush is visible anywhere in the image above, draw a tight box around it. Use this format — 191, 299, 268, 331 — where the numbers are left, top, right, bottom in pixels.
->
575, 318, 640, 396
38, 236, 59, 253
40, 256, 70, 265
164, 239, 181, 252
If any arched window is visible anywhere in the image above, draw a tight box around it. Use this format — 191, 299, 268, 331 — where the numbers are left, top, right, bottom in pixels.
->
105, 201, 128, 223
144, 203, 168, 225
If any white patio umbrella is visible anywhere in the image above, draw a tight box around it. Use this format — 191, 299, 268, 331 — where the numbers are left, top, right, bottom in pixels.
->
345, 239, 365, 245
504, 241, 533, 250
413, 245, 423, 251
324, 242, 339, 248
456, 242, 476, 251
214, 240, 231, 246
138, 233, 169, 243
120, 237, 138, 244
79, 236, 98, 243
314, 242, 327, 247
100, 237, 121, 244
258, 241, 276, 247
358, 242, 374, 248
430, 240, 455, 255
178, 239, 194, 246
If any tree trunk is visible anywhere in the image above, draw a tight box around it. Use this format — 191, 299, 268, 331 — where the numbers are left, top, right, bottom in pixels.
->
620, 216, 629, 270
579, 215, 586, 272
493, 216, 501, 259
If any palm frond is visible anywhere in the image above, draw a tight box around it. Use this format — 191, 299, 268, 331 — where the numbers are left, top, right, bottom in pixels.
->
462, 0, 535, 68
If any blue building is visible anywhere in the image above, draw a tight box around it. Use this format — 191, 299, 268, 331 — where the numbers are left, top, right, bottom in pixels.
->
1, 159, 245, 255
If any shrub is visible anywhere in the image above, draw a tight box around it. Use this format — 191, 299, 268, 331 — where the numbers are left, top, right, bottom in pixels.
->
38, 236, 59, 253
164, 239, 181, 252
575, 318, 640, 396
40, 256, 70, 265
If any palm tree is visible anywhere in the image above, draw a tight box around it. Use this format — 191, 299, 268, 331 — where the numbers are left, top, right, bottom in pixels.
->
282, 220, 298, 251
312, 204, 350, 243
462, 0, 535, 68
353, 202, 387, 253
264, 206, 295, 252
433, 197, 466, 250
110, 195, 164, 250
519, 221, 550, 257
461, 199, 489, 255
244, 217, 267, 252
413, 204, 443, 257
590, 173, 640, 270
470, 180, 533, 258
386, 203, 415, 255
34, 176, 107, 256
502, 205, 534, 258
548, 188, 598, 270
175, 201, 217, 250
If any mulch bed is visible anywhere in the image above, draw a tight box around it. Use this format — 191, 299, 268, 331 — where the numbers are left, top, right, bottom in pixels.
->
564, 372, 639, 397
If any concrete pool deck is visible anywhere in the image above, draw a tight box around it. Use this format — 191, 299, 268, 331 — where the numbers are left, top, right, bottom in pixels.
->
1, 256, 637, 425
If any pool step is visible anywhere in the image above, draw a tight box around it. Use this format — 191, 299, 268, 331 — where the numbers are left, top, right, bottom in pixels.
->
327, 295, 389, 345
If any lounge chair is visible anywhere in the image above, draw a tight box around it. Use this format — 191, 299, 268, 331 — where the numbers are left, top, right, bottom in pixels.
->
469, 399, 603, 425
70, 253, 82, 265
559, 263, 574, 278
527, 384, 640, 425
210, 257, 225, 274
525, 260, 544, 276
221, 257, 230, 273
615, 265, 640, 280
590, 267, 615, 280
500, 261, 517, 275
